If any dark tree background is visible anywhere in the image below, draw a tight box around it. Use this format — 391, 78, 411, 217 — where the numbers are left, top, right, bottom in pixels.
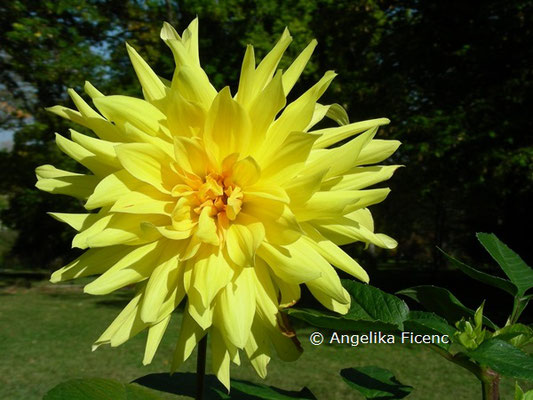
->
1, 0, 531, 272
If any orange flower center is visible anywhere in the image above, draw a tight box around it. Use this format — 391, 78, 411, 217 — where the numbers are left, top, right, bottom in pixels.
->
170, 168, 243, 243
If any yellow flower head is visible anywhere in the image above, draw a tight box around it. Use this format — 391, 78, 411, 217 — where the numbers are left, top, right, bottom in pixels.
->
36, 19, 400, 388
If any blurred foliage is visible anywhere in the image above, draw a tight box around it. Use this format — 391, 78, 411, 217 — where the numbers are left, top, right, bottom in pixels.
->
0, 0, 531, 270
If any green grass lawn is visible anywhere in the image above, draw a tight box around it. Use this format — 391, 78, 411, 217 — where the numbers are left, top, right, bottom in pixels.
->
0, 284, 527, 399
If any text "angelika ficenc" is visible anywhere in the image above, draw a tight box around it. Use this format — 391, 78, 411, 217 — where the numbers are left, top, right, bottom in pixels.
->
329, 331, 450, 347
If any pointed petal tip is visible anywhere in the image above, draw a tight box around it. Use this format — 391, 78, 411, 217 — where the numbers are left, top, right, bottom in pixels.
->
91, 342, 105, 352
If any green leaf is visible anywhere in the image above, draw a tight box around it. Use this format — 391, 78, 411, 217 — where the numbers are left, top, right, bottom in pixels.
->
515, 382, 533, 400
438, 247, 517, 296
494, 324, 533, 349
341, 281, 410, 329
341, 366, 413, 399
44, 378, 163, 400
397, 286, 498, 330
512, 295, 532, 323
290, 280, 409, 332
403, 311, 456, 350
477, 233, 533, 296
133, 373, 316, 399
288, 307, 400, 333
467, 339, 533, 381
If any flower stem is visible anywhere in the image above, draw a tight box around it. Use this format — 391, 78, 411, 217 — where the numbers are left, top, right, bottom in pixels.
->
427, 345, 500, 399
480, 368, 500, 400
196, 334, 208, 400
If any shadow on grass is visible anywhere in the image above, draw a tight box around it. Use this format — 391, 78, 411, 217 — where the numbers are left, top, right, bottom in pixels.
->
95, 298, 131, 308
42, 287, 134, 309
134, 372, 317, 399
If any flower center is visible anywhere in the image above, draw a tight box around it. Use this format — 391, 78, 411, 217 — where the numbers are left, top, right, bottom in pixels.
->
193, 172, 243, 224
170, 168, 243, 243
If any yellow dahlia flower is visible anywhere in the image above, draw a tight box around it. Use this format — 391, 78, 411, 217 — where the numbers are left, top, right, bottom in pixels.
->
36, 19, 400, 388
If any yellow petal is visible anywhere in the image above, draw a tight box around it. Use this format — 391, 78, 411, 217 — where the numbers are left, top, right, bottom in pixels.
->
115, 143, 178, 194
143, 315, 171, 365
70, 129, 121, 169
283, 169, 327, 206
282, 39, 317, 95
50, 246, 130, 283
189, 248, 234, 308
166, 90, 206, 138
304, 128, 377, 179
84, 241, 163, 294
47, 103, 124, 142
84, 214, 166, 248
312, 118, 390, 149
110, 188, 174, 215
203, 87, 251, 164
259, 131, 319, 184
263, 71, 336, 155
187, 288, 214, 330
287, 239, 349, 304
248, 71, 285, 150
244, 184, 290, 204
211, 327, 231, 391
310, 287, 351, 314
242, 199, 301, 245
235, 45, 256, 107
161, 19, 201, 68
85, 170, 140, 210
253, 28, 292, 95
322, 165, 401, 191
93, 288, 147, 349
272, 274, 301, 308
226, 224, 255, 267
55, 133, 113, 176
306, 102, 350, 131
93, 95, 167, 137
343, 188, 391, 213
35, 165, 98, 199
244, 317, 271, 379
67, 88, 98, 115
195, 206, 219, 246
173, 136, 207, 176
171, 307, 205, 372
252, 258, 280, 324
140, 251, 182, 323
301, 223, 369, 282
84, 81, 104, 98
231, 156, 261, 187
257, 242, 321, 284
126, 42, 168, 104
71, 210, 112, 248
315, 211, 398, 249
181, 18, 200, 65
213, 267, 255, 348
172, 65, 216, 110
292, 190, 364, 222
48, 212, 99, 232
357, 139, 402, 165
